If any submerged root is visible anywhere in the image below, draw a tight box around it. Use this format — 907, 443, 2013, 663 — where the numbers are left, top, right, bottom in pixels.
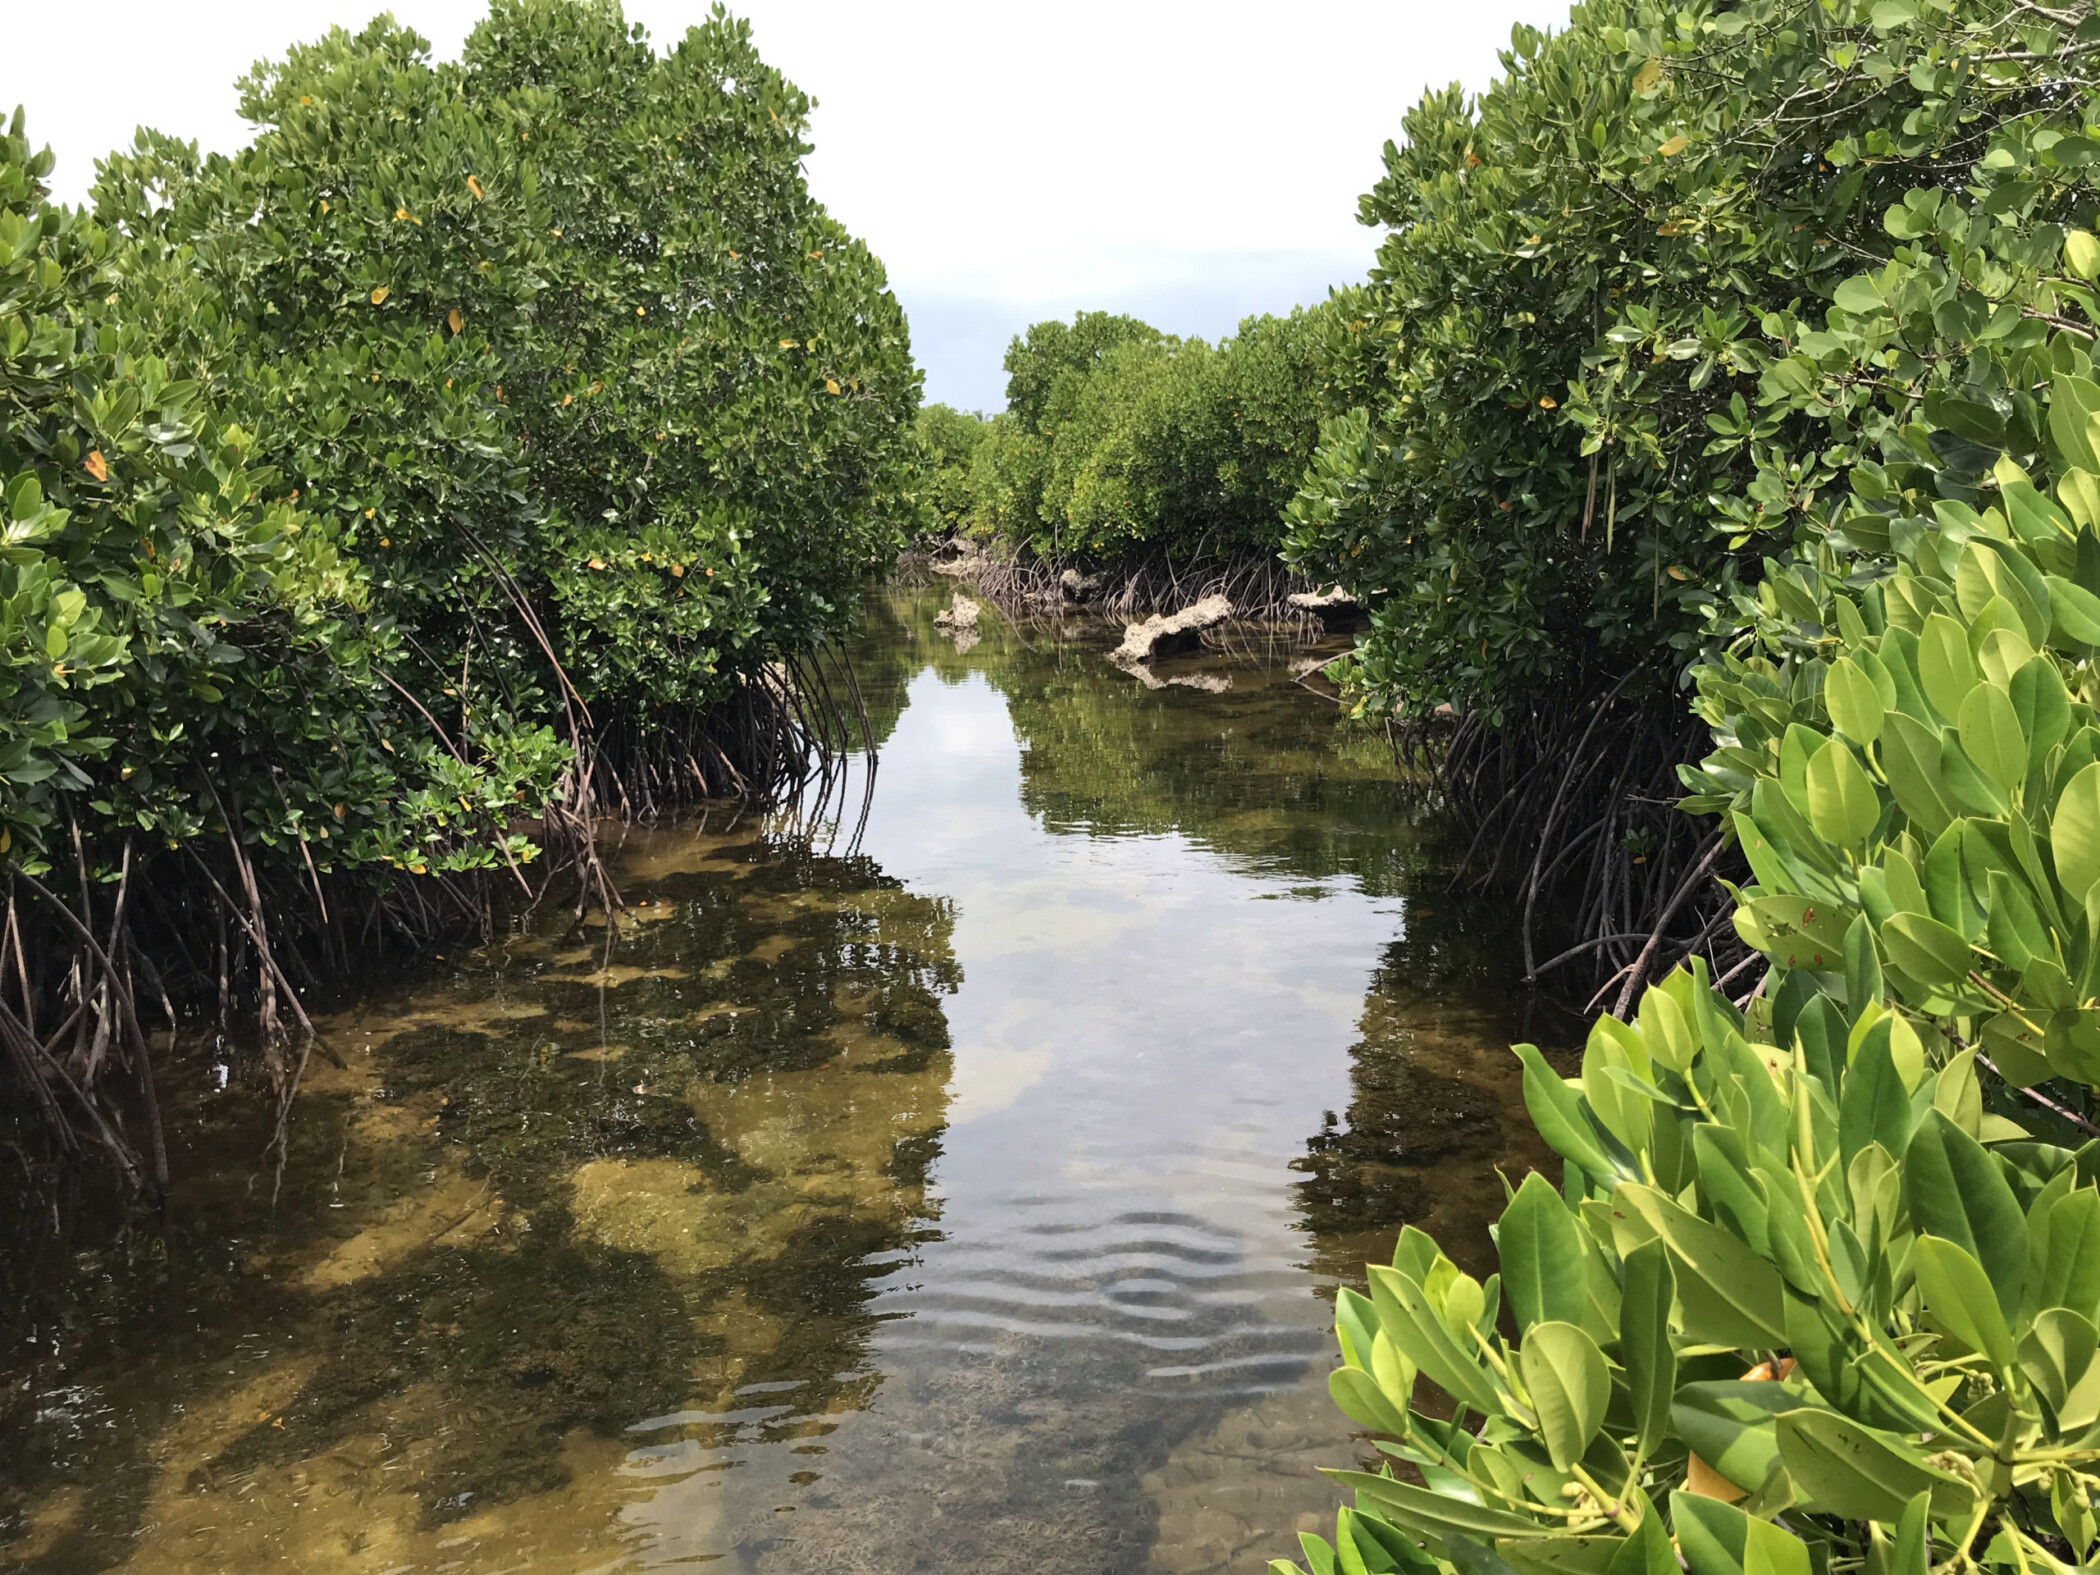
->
1393, 655, 1757, 1010
929, 536, 1333, 632
0, 653, 876, 1191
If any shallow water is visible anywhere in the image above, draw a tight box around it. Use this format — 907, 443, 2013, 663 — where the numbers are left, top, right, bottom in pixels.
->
1, 583, 1569, 1574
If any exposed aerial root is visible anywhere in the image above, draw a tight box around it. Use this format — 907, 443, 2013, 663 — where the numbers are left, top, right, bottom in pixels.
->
932, 536, 1334, 631
1, 649, 876, 1191
1390, 654, 1756, 1010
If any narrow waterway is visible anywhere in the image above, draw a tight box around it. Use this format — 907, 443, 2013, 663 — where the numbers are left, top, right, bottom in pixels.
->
1, 582, 1568, 1574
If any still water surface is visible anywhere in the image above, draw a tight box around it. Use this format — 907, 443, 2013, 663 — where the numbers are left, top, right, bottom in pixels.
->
2, 583, 1565, 1573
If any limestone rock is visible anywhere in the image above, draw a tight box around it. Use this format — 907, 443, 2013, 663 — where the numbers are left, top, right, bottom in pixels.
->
1058, 567, 1103, 603
1108, 594, 1232, 669
1286, 586, 1367, 630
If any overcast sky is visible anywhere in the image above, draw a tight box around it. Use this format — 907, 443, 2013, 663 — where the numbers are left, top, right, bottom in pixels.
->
10, 1, 1568, 411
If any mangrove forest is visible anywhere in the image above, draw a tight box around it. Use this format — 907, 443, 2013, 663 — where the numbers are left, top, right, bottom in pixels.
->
13, 0, 2100, 1573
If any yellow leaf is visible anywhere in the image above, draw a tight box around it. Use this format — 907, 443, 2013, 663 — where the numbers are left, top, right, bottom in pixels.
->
447, 307, 464, 334
370, 286, 389, 305
636, 305, 646, 315
83, 450, 108, 482
1666, 565, 1690, 581
780, 338, 798, 349
466, 174, 484, 199
825, 377, 841, 395
670, 563, 684, 577
1633, 57, 1662, 93
589, 558, 606, 570
410, 864, 427, 876
300, 95, 313, 106
561, 393, 573, 406
333, 803, 346, 821
380, 538, 390, 547
1684, 1452, 1746, 1502
1659, 134, 1690, 156
1538, 396, 1558, 410
1525, 233, 1542, 245
364, 507, 375, 518
394, 207, 410, 222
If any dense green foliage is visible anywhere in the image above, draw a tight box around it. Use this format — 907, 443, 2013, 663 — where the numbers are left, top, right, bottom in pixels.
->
962, 308, 1324, 561
1284, 6, 2100, 1573
1, 1, 916, 882
96, 0, 917, 733
1284, 291, 2100, 1575
1282, 954, 2100, 1575
913, 402, 988, 536
0, 109, 531, 876
1285, 0, 2098, 724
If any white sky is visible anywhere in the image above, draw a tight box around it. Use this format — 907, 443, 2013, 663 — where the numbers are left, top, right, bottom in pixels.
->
9, 1, 1568, 411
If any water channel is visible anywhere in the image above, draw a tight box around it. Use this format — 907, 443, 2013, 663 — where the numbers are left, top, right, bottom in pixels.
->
1, 581, 1573, 1574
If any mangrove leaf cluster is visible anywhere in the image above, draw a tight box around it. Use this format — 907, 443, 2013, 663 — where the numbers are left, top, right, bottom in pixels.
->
1286, 1, 2100, 1571
955, 307, 1326, 564
2, 0, 917, 875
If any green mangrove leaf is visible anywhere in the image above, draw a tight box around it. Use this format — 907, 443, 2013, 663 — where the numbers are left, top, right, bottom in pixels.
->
1326, 1471, 1556, 1539
1501, 1171, 1588, 1333
1845, 914, 1883, 1032
2048, 573, 2100, 645
1956, 683, 2027, 794
1330, 1366, 1412, 1436
1637, 985, 1695, 1075
2017, 1305, 2098, 1418
2011, 655, 2073, 771
1515, 1043, 1619, 1186
1618, 1184, 1786, 1345
1773, 1407, 1975, 1521
1840, 1027, 1916, 1171
1497, 1535, 1627, 1575
1807, 739, 1881, 846
1746, 894, 1853, 973
1911, 1236, 2016, 1369
1904, 1111, 2029, 1324
1671, 1380, 1795, 1493
2039, 1189, 2100, 1323
1891, 1492, 1931, 1575
1881, 713, 1957, 836
1519, 1322, 1610, 1472
1880, 911, 1972, 988
1825, 657, 1884, 745
1670, 1491, 1812, 1575
1985, 869, 2050, 972
1605, 1493, 1675, 1575
2056, 761, 2100, 907
1620, 1239, 1675, 1458
1367, 1265, 1503, 1415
